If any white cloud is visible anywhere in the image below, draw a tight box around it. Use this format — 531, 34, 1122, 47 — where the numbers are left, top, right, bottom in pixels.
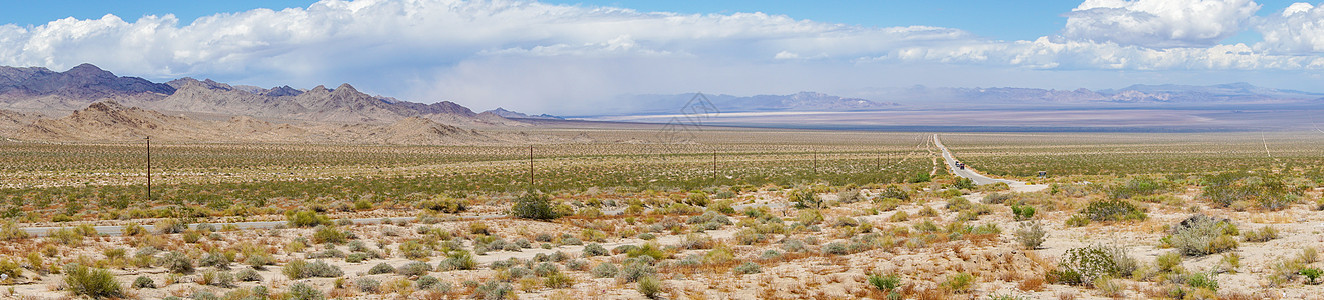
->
0, 0, 1322, 114
1257, 2, 1324, 53
1062, 0, 1260, 48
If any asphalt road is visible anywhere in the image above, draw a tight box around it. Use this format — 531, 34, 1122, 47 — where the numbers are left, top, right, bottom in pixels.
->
934, 134, 1021, 186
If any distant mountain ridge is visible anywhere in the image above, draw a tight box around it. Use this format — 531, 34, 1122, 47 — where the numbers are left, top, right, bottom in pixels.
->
865, 83, 1324, 105
484, 107, 564, 120
0, 64, 518, 126
613, 91, 899, 115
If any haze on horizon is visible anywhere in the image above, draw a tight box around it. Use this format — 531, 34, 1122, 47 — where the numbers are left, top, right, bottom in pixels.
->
1, 0, 1323, 115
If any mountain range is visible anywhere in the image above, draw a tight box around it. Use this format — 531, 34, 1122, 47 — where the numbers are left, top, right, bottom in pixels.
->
858, 82, 1324, 106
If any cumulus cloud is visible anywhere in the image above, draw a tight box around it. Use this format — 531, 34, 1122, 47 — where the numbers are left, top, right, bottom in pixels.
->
1062, 0, 1260, 48
0, 0, 1322, 113
1257, 2, 1324, 53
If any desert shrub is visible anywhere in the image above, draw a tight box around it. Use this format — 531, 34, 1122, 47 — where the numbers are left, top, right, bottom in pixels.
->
618, 259, 657, 283
1011, 205, 1036, 221
1065, 214, 1090, 227
208, 270, 235, 288
63, 264, 123, 298
626, 243, 667, 260
312, 226, 347, 244
244, 253, 273, 268
637, 276, 662, 299
544, 271, 574, 288
132, 275, 155, 289
837, 189, 863, 203
1109, 177, 1173, 199
283, 259, 342, 279
511, 193, 561, 220
1184, 272, 1219, 291
908, 171, 931, 183
1243, 226, 1279, 242
1302, 268, 1323, 284
420, 196, 467, 213
583, 243, 609, 257
878, 185, 910, 200
398, 240, 432, 260
438, 250, 476, 271
352, 277, 379, 293
790, 189, 822, 209
155, 218, 187, 234
945, 197, 973, 211
592, 263, 618, 278
285, 210, 331, 228
288, 282, 325, 300
942, 272, 975, 293
199, 251, 231, 269
417, 275, 442, 289
984, 192, 1014, 204
868, 273, 901, 292
733, 262, 762, 274
397, 261, 432, 276
236, 268, 262, 281
1014, 222, 1047, 249
1155, 251, 1184, 273
49, 227, 82, 246
953, 177, 975, 190
474, 280, 514, 300
1049, 245, 1136, 286
121, 223, 147, 236
821, 242, 849, 255
158, 251, 194, 274
345, 252, 371, 263
369, 263, 396, 274
0, 221, 27, 240
1201, 172, 1301, 210
1080, 199, 1146, 222
1164, 215, 1239, 256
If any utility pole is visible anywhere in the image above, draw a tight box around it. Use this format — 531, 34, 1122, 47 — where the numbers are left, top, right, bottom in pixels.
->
145, 136, 151, 202
528, 145, 534, 192
712, 149, 717, 185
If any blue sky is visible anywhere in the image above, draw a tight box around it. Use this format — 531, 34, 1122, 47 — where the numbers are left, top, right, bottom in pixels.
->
0, 0, 1322, 114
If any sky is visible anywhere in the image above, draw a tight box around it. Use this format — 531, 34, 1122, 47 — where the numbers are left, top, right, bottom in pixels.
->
0, 0, 1322, 114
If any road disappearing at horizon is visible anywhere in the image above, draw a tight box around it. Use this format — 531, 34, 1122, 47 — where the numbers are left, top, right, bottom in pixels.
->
934, 134, 1048, 193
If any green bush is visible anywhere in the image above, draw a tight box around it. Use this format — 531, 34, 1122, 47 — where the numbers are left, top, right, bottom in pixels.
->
867, 273, 900, 292
952, 177, 975, 190
1014, 222, 1047, 250
511, 193, 561, 220
398, 240, 432, 260
790, 189, 821, 209
154, 218, 187, 234
637, 275, 662, 299
63, 264, 123, 298
941, 272, 974, 293
1243, 226, 1279, 242
1010, 205, 1036, 221
1049, 245, 1136, 286
592, 263, 618, 278
583, 243, 609, 257
158, 251, 194, 274
311, 226, 347, 244
438, 250, 476, 271
282, 259, 342, 279
878, 185, 910, 201
368, 263, 395, 274
733, 262, 762, 274
288, 282, 325, 300
1080, 199, 1146, 222
1164, 215, 1239, 256
355, 278, 380, 293
1302, 268, 1323, 284
285, 210, 331, 228
1109, 177, 1172, 199
0, 221, 27, 240
397, 261, 432, 276
132, 275, 155, 289
1201, 172, 1301, 210
419, 197, 467, 213
236, 268, 262, 281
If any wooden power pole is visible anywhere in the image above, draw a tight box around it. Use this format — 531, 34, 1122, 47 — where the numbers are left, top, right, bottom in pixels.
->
146, 136, 151, 202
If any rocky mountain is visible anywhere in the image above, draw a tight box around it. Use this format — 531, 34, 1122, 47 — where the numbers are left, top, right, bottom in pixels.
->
0, 64, 519, 127
484, 108, 564, 120
14, 101, 504, 145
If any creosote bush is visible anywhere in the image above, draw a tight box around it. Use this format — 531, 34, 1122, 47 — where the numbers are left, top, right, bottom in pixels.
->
511, 193, 561, 220
1079, 199, 1146, 222
64, 264, 123, 298
1164, 215, 1239, 256
285, 210, 331, 228
1049, 244, 1136, 286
